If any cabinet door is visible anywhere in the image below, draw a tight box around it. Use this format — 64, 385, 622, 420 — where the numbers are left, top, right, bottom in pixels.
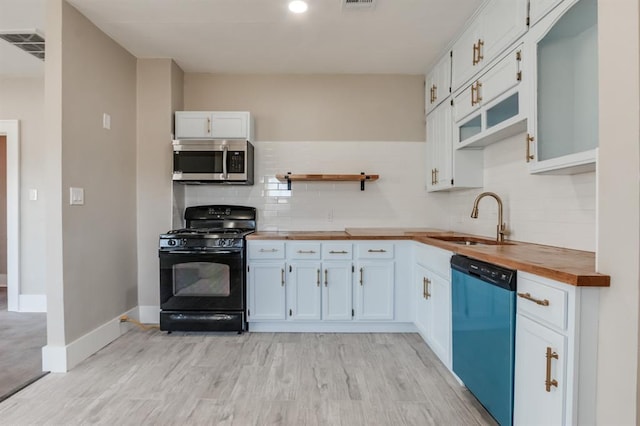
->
210, 112, 249, 139
427, 102, 453, 192
355, 261, 394, 320
288, 262, 322, 321
480, 0, 528, 67
426, 53, 452, 114
529, 0, 564, 27
428, 272, 451, 366
514, 315, 567, 426
527, 0, 598, 174
322, 262, 353, 321
175, 111, 212, 138
248, 262, 286, 320
451, 18, 482, 91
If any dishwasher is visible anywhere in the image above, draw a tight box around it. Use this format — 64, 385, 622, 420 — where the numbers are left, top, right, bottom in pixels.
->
451, 255, 516, 426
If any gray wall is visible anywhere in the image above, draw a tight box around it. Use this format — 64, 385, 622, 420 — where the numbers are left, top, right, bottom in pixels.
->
45, 0, 138, 344
136, 58, 183, 310
184, 73, 426, 142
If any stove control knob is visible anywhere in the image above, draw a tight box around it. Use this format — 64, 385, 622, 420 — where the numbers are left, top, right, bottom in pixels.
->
167, 239, 177, 247
181, 239, 188, 246
219, 239, 233, 247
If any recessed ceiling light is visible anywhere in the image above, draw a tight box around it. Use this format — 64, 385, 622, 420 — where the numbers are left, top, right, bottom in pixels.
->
289, 1, 308, 14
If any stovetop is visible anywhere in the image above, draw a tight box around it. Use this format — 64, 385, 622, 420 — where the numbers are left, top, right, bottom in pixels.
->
159, 205, 256, 251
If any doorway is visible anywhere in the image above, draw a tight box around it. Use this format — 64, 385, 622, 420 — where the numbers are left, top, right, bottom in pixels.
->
0, 120, 47, 401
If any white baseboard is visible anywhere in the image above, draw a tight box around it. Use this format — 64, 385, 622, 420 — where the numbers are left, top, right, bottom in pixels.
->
248, 322, 417, 333
19, 294, 47, 312
138, 305, 160, 324
42, 306, 138, 373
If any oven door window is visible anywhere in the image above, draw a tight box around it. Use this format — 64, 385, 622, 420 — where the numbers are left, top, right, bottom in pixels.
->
174, 151, 223, 174
173, 262, 230, 297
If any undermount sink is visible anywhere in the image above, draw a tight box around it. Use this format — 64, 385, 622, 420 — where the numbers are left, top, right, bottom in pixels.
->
428, 235, 514, 246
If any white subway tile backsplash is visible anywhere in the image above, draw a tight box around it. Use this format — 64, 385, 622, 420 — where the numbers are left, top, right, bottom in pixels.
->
175, 136, 596, 251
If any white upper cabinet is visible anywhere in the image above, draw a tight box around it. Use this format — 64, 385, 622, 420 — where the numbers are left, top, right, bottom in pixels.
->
526, 0, 598, 174
451, 0, 528, 91
426, 53, 452, 114
175, 111, 253, 140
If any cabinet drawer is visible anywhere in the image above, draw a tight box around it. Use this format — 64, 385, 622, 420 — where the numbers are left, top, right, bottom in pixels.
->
356, 243, 394, 259
322, 243, 353, 260
517, 276, 568, 330
248, 241, 286, 259
289, 243, 321, 260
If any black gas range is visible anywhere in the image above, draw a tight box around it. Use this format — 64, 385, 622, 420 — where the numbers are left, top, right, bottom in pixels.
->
158, 205, 256, 332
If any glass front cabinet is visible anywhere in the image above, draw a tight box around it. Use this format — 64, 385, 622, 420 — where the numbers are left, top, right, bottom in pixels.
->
526, 0, 598, 174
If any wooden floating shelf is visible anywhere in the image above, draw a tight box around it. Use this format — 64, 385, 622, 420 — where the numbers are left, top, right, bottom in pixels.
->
275, 173, 380, 191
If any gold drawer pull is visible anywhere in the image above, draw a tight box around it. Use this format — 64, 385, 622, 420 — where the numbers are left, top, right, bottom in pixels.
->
545, 347, 559, 392
526, 133, 535, 162
518, 292, 550, 306
367, 249, 387, 253
329, 250, 348, 254
297, 250, 316, 254
259, 248, 278, 253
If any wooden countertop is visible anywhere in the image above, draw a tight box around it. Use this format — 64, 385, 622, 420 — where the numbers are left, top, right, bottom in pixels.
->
247, 228, 610, 287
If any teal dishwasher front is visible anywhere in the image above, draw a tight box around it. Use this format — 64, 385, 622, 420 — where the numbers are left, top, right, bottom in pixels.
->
451, 255, 516, 426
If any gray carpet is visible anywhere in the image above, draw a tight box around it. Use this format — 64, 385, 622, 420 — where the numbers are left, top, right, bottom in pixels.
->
0, 287, 47, 401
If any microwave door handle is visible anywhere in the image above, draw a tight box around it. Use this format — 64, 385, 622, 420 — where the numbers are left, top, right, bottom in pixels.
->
222, 146, 228, 179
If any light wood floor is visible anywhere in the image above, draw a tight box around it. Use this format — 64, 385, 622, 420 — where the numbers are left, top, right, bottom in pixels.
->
0, 287, 47, 401
0, 329, 496, 425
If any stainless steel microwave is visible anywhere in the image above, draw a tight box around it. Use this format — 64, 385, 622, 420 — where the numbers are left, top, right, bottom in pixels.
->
172, 140, 254, 184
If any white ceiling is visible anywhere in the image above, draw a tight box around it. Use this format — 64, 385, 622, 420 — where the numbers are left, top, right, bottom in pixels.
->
0, 0, 483, 76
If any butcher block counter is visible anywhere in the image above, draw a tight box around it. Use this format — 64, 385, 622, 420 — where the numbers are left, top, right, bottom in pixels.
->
247, 228, 610, 287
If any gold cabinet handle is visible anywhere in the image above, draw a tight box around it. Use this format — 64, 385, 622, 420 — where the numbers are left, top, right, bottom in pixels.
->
517, 292, 549, 306
432, 84, 437, 103
317, 269, 320, 287
526, 133, 535, 162
472, 41, 478, 65
359, 268, 364, 286
471, 82, 477, 106
434, 168, 439, 184
545, 347, 559, 392
367, 249, 387, 253
475, 81, 482, 104
430, 169, 435, 185
425, 278, 431, 299
329, 250, 348, 254
297, 250, 316, 254
477, 39, 484, 64
324, 269, 328, 287
259, 248, 278, 253
281, 268, 285, 286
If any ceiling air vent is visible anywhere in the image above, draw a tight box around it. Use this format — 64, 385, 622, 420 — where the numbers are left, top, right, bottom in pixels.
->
343, 0, 376, 9
0, 31, 45, 61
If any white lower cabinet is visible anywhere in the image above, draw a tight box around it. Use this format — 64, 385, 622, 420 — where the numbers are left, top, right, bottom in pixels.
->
513, 271, 599, 426
355, 260, 394, 320
287, 262, 322, 320
514, 315, 566, 425
248, 261, 286, 320
322, 261, 353, 321
414, 243, 453, 368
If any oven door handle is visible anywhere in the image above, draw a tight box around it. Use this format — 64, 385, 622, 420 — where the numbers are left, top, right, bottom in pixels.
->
164, 250, 240, 255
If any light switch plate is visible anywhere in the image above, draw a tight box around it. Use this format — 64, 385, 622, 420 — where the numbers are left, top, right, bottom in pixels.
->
102, 113, 111, 130
70, 187, 84, 205
28, 189, 38, 201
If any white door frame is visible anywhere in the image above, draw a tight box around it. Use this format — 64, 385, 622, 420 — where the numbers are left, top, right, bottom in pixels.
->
0, 120, 20, 312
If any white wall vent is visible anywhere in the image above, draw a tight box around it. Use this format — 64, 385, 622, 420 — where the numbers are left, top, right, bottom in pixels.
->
0, 30, 45, 61
343, 0, 376, 9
